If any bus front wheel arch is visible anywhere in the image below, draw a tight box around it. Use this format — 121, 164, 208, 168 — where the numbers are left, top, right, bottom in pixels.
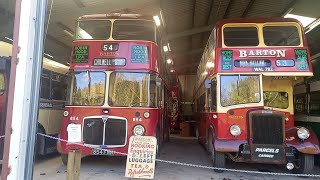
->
208, 129, 225, 173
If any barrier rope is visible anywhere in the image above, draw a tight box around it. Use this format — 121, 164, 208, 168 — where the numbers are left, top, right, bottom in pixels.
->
38, 133, 320, 178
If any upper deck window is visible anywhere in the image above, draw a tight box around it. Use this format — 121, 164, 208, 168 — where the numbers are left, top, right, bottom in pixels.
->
263, 26, 300, 46
76, 20, 112, 40
0, 73, 4, 95
223, 27, 259, 46
112, 20, 156, 42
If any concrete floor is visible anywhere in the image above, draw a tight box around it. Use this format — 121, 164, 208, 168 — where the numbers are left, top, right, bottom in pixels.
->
33, 136, 320, 180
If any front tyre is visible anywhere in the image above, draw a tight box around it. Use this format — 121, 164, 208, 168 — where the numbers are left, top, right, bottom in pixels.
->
293, 153, 314, 174
208, 132, 225, 173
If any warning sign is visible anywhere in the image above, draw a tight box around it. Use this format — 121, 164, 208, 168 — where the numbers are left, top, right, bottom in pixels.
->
125, 136, 157, 179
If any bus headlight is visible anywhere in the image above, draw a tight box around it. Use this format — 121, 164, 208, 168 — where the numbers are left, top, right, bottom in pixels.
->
297, 127, 310, 140
230, 125, 241, 136
133, 125, 145, 136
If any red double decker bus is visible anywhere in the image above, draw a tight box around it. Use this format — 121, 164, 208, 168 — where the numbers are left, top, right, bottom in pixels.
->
194, 18, 319, 173
57, 14, 169, 164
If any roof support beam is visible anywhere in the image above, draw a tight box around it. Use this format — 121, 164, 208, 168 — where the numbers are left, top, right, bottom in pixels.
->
170, 48, 204, 58
280, 0, 297, 16
223, 0, 233, 18
242, 0, 256, 17
166, 25, 214, 41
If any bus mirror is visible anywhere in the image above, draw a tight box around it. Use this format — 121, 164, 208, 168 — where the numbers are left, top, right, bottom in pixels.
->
204, 79, 211, 89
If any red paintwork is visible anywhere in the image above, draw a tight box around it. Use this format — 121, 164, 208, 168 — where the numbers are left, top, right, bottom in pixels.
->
70, 41, 161, 73
286, 127, 320, 154
58, 107, 162, 155
195, 18, 319, 165
215, 47, 313, 74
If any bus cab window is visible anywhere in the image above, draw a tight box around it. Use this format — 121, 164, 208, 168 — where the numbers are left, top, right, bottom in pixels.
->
0, 73, 4, 95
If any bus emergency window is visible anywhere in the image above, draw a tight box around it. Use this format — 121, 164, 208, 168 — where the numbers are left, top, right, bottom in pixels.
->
263, 26, 300, 46
108, 72, 157, 107
76, 20, 112, 40
70, 71, 106, 106
0, 73, 4, 95
309, 91, 320, 115
264, 91, 289, 109
223, 27, 259, 46
220, 75, 260, 107
112, 20, 156, 42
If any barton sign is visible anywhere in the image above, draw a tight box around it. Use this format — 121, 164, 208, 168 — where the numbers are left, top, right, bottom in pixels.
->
125, 136, 157, 179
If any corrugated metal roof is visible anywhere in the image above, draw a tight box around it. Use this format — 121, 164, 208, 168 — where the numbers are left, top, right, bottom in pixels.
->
1, 0, 320, 74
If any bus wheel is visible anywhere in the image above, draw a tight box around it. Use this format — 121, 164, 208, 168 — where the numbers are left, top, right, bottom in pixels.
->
35, 127, 45, 158
293, 153, 314, 174
61, 154, 68, 166
208, 133, 225, 173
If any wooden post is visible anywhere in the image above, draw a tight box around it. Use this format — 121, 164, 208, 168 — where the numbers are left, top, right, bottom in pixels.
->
66, 150, 81, 180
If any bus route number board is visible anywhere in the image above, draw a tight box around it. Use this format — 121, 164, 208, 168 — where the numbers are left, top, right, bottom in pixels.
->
102, 43, 119, 52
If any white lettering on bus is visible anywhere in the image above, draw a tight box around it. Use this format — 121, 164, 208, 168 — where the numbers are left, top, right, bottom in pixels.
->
239, 50, 286, 58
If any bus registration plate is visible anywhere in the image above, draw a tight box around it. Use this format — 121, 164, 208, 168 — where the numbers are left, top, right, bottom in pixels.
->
91, 148, 115, 156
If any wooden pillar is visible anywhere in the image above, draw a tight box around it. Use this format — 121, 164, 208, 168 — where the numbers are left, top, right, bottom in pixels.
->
66, 150, 81, 180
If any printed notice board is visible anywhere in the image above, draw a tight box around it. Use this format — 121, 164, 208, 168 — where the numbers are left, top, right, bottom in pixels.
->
131, 45, 149, 64
73, 45, 89, 63
125, 136, 157, 179
295, 49, 309, 70
221, 50, 233, 70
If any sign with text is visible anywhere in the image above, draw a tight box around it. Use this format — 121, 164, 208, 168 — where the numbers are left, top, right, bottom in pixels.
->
125, 136, 157, 179
131, 45, 149, 64
73, 45, 89, 63
221, 50, 233, 70
234, 60, 271, 67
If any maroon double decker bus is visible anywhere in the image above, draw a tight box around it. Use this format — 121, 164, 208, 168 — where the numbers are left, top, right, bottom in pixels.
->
57, 14, 169, 164
194, 18, 319, 174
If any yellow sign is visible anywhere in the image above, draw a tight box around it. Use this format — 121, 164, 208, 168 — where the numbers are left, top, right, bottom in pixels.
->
125, 136, 157, 179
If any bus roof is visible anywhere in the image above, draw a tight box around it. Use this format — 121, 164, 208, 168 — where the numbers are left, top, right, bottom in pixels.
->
78, 13, 153, 21
215, 17, 303, 27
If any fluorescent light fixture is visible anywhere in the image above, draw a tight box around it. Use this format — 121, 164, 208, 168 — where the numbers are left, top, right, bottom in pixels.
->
166, 59, 172, 64
284, 13, 316, 27
170, 69, 175, 73
153, 15, 161, 26
5, 37, 13, 42
63, 29, 74, 37
163, 45, 168, 52
206, 62, 214, 68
